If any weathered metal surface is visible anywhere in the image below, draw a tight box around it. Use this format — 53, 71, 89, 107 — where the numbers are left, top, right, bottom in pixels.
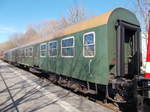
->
3, 8, 140, 85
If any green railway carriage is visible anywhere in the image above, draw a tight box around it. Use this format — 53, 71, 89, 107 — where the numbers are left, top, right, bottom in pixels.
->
5, 7, 140, 86
4, 8, 149, 111
28, 8, 139, 85
4, 7, 140, 85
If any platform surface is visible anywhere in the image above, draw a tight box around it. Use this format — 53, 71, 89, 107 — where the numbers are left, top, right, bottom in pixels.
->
0, 60, 114, 112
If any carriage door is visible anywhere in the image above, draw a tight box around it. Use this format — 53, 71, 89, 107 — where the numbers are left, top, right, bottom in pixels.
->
116, 20, 141, 78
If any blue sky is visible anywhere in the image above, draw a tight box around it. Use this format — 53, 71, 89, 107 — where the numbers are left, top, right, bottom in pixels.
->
0, 0, 135, 43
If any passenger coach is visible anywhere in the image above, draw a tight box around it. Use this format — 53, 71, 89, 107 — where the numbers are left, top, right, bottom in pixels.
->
3, 8, 150, 112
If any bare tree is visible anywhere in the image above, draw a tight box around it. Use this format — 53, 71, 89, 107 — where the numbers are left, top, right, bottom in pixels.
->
0, 3, 88, 51
135, 0, 150, 32
67, 4, 87, 25
134, 0, 150, 65
59, 16, 69, 28
24, 28, 38, 41
8, 32, 24, 48
27, 4, 88, 40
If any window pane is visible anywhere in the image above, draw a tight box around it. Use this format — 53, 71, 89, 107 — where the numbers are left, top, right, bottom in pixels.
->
41, 51, 46, 56
26, 49, 28, 56
34, 48, 38, 56
84, 45, 94, 56
61, 37, 74, 57
22, 50, 24, 56
49, 42, 57, 49
84, 33, 94, 44
29, 48, 33, 56
62, 48, 74, 56
40, 44, 47, 57
49, 42, 57, 56
67, 48, 74, 56
41, 44, 46, 50
49, 49, 57, 56
62, 38, 73, 47
24, 49, 26, 56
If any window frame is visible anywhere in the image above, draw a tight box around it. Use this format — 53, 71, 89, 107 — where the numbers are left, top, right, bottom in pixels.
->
22, 48, 25, 57
40, 43, 47, 57
28, 47, 33, 57
61, 36, 75, 58
48, 41, 58, 57
25, 48, 28, 57
24, 48, 26, 57
83, 32, 96, 58
18, 49, 21, 57
20, 49, 23, 57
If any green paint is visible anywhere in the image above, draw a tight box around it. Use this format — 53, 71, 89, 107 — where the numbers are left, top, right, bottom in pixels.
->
5, 8, 140, 85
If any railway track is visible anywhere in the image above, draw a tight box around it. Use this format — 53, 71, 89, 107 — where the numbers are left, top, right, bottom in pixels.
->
18, 67, 122, 112
0, 60, 115, 112
31, 75, 121, 112
3, 61, 150, 112
38, 75, 122, 112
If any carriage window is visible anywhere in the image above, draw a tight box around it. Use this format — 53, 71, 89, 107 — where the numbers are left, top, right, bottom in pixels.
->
29, 47, 33, 57
22, 49, 25, 57
48, 41, 57, 57
61, 37, 74, 57
34, 47, 38, 57
25, 48, 28, 57
40, 43, 47, 57
20, 49, 23, 57
24, 49, 26, 57
83, 32, 95, 57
